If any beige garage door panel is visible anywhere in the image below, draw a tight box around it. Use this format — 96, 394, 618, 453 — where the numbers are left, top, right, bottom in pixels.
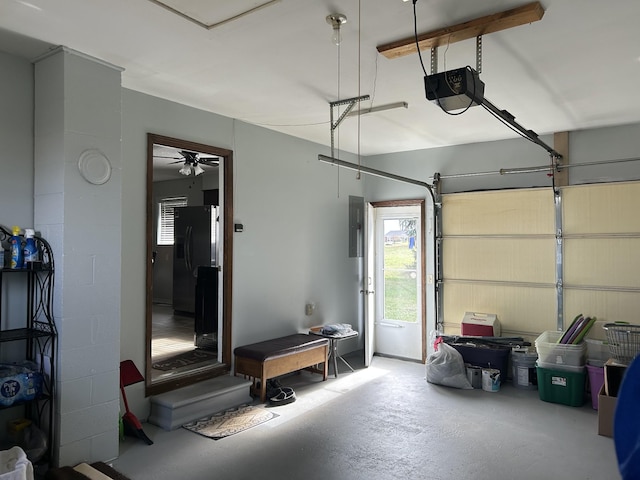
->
565, 289, 639, 325
443, 282, 557, 335
564, 238, 640, 288
563, 182, 640, 234
443, 189, 554, 236
443, 238, 555, 283
441, 182, 640, 337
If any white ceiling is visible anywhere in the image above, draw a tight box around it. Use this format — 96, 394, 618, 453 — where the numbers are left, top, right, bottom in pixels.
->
2, 0, 640, 158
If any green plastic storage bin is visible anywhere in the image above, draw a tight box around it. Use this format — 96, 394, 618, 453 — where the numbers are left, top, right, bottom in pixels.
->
536, 364, 586, 407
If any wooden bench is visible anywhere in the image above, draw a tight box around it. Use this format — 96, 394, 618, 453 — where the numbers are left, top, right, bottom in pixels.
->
234, 334, 329, 402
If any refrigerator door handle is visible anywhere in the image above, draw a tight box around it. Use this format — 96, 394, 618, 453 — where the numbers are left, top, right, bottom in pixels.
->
185, 225, 193, 276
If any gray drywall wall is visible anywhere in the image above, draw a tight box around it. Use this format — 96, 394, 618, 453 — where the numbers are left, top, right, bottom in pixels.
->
121, 89, 365, 415
0, 52, 34, 226
0, 52, 35, 441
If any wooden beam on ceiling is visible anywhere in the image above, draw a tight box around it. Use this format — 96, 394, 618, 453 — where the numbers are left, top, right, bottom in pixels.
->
377, 1, 545, 60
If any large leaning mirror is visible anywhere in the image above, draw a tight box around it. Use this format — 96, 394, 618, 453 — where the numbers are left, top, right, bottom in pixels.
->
145, 133, 233, 396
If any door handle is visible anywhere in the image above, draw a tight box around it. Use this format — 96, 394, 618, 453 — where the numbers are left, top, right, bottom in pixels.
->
359, 289, 375, 294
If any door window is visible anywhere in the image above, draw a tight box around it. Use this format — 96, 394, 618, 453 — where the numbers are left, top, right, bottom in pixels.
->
383, 218, 418, 323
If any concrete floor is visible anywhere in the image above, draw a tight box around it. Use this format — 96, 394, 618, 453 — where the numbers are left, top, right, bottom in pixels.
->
112, 354, 620, 480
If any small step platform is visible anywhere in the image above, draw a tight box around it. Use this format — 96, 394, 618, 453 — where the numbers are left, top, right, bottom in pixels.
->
148, 375, 252, 430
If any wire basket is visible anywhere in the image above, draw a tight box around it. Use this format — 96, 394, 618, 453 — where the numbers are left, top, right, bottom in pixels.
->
603, 323, 640, 364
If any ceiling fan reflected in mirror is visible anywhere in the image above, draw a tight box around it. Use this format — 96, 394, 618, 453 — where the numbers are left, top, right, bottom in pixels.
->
154, 149, 220, 176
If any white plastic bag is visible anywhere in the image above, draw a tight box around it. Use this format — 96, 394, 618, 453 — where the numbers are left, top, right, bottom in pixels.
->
0, 446, 33, 480
426, 342, 473, 389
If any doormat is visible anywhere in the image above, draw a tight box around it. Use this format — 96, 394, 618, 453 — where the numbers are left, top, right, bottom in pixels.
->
152, 348, 216, 371
183, 405, 278, 440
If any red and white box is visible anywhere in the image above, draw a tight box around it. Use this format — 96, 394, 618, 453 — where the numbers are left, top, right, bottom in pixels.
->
461, 312, 500, 337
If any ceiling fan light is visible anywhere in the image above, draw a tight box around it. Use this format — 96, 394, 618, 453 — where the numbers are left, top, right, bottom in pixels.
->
178, 164, 192, 176
193, 164, 205, 176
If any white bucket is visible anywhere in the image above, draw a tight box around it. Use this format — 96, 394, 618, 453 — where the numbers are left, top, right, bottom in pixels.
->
512, 352, 538, 390
482, 368, 501, 392
466, 365, 483, 389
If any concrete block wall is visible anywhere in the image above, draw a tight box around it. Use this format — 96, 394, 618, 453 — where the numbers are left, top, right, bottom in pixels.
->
34, 47, 123, 467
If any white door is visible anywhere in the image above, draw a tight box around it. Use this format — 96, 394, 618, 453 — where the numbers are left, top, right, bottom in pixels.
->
374, 206, 422, 360
364, 203, 376, 366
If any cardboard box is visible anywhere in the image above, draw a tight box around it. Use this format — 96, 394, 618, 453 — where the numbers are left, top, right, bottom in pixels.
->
597, 383, 617, 437
604, 358, 627, 397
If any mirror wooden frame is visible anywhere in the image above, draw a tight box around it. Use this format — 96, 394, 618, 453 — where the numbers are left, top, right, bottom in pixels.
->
145, 133, 233, 396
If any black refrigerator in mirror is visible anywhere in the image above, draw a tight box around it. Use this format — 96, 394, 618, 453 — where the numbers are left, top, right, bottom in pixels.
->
172, 205, 219, 349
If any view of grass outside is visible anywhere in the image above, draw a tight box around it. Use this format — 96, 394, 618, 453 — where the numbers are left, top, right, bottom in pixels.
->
383, 232, 418, 323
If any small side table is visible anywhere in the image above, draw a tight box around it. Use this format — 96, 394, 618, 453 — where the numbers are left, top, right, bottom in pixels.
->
309, 327, 359, 378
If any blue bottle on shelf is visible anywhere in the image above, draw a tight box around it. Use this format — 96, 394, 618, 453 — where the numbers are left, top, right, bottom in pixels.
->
9, 226, 23, 270
23, 229, 38, 267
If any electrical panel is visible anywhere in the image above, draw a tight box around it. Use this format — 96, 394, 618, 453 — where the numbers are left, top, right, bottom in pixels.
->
348, 196, 364, 258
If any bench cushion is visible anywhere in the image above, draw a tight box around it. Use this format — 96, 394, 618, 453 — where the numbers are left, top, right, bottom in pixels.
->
234, 334, 329, 362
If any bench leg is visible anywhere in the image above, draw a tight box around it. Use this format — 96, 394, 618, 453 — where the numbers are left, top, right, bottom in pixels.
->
260, 366, 267, 402
323, 353, 329, 380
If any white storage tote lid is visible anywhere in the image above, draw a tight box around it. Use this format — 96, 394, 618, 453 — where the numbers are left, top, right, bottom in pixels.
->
461, 312, 500, 336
